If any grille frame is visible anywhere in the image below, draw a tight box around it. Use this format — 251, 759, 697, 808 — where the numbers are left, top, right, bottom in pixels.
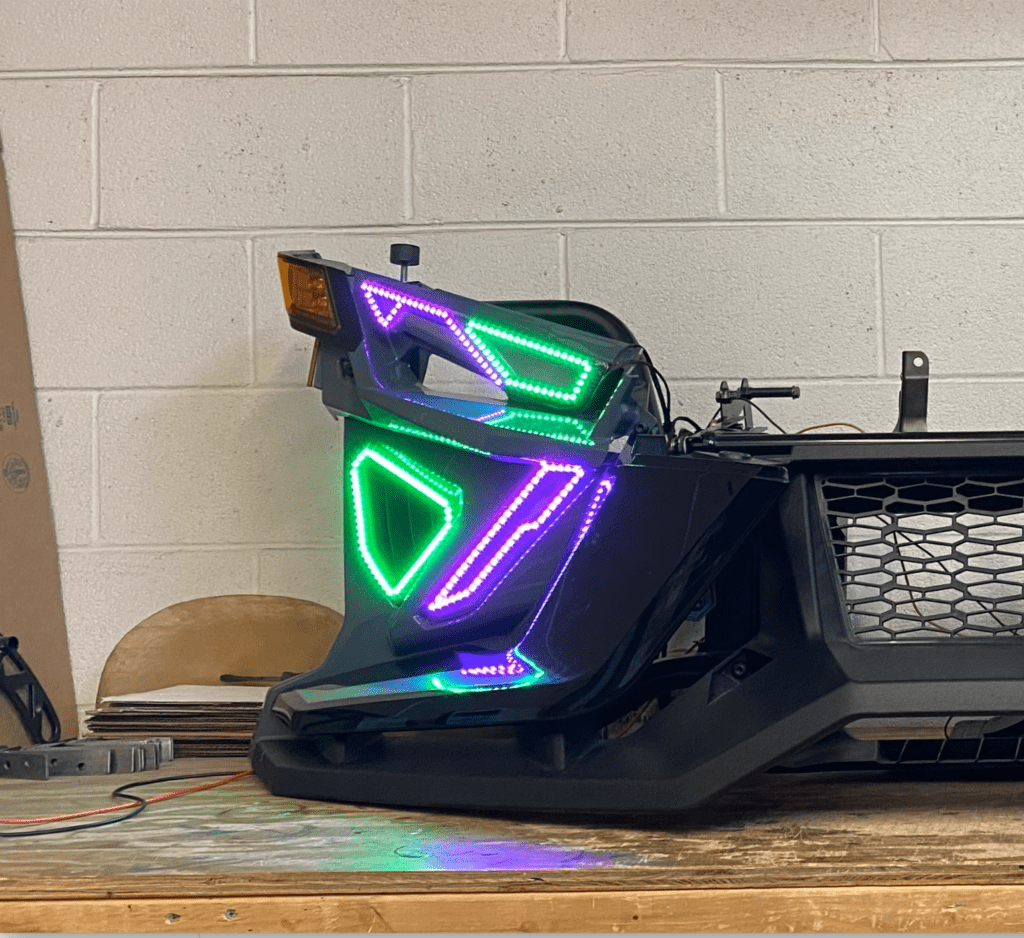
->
817, 473, 1024, 643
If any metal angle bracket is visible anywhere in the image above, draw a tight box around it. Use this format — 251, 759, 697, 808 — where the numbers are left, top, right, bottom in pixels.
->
0, 737, 174, 780
895, 350, 929, 433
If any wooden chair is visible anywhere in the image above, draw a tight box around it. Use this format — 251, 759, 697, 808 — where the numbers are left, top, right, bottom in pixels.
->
95, 594, 343, 704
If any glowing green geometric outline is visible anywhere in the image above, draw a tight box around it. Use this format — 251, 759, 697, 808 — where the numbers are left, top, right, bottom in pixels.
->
484, 407, 595, 446
350, 446, 462, 602
383, 418, 490, 455
465, 319, 597, 409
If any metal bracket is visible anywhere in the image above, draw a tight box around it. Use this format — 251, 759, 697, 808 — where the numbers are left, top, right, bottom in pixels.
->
0, 632, 60, 744
716, 379, 800, 431
895, 350, 929, 433
0, 737, 174, 780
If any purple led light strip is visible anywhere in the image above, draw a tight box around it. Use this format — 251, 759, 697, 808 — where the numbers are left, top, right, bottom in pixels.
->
425, 461, 587, 615
360, 280, 504, 388
515, 476, 614, 646
452, 478, 615, 691
459, 650, 527, 678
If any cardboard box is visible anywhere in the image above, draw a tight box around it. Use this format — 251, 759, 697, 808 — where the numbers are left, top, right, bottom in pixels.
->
0, 135, 78, 745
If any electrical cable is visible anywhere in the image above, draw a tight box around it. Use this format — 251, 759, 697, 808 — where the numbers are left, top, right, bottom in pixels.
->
671, 416, 703, 434
747, 400, 788, 435
605, 343, 673, 435
797, 422, 867, 434
0, 769, 253, 838
642, 354, 672, 434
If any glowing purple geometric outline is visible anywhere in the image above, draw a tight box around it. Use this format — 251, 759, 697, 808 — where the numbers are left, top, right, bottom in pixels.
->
449, 477, 615, 692
517, 476, 614, 645
459, 650, 529, 679
424, 461, 587, 616
359, 280, 504, 388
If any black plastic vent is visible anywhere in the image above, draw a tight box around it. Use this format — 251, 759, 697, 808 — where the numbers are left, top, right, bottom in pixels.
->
821, 475, 1024, 641
878, 736, 1024, 764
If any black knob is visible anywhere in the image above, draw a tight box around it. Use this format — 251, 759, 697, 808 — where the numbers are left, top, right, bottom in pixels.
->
390, 243, 420, 281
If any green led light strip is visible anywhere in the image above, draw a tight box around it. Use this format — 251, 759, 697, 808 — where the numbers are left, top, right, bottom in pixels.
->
484, 407, 595, 446
465, 320, 597, 408
349, 446, 462, 602
383, 418, 489, 455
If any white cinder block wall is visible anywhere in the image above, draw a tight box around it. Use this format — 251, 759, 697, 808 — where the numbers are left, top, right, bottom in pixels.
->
3, 1, 1024, 716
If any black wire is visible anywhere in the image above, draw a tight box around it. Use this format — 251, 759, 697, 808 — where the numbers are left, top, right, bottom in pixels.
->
747, 400, 788, 434
604, 343, 673, 435
0, 790, 146, 838
706, 404, 723, 429
636, 351, 671, 434
0, 771, 238, 838
672, 415, 703, 434
607, 343, 646, 370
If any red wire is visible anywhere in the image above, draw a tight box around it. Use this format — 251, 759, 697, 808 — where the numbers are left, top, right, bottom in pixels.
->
0, 770, 253, 825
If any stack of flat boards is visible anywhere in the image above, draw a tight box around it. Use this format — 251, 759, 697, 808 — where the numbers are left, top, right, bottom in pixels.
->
86, 685, 267, 757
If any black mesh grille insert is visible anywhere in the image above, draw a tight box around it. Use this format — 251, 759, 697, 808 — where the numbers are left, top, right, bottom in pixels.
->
821, 475, 1024, 641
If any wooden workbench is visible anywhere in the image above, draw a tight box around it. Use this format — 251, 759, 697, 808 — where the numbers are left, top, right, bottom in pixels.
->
2, 756, 1024, 932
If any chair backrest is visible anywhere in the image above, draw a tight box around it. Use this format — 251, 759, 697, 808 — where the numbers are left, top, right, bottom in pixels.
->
95, 594, 343, 704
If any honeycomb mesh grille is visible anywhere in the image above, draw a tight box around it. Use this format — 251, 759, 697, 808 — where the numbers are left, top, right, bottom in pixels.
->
821, 475, 1024, 641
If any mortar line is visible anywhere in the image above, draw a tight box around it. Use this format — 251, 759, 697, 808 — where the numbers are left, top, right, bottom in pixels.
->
38, 372, 1019, 393
24, 216, 1024, 238
871, 0, 881, 60
248, 0, 258, 64
715, 71, 728, 215
246, 238, 257, 385
61, 542, 342, 554
875, 230, 887, 376
559, 231, 569, 299
91, 391, 100, 542
401, 78, 414, 221
11, 59, 1024, 79
558, 0, 569, 61
89, 82, 100, 228
665, 373, 1024, 385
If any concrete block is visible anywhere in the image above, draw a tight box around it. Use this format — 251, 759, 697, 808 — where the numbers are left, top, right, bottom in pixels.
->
727, 69, 1024, 218
0, 0, 248, 70
928, 380, 1024, 431
255, 230, 561, 384
881, 0, 1024, 61
669, 378, 900, 435
18, 238, 250, 388
36, 392, 93, 547
569, 226, 877, 380
258, 0, 559, 65
98, 390, 343, 545
883, 227, 1024, 377
414, 70, 717, 222
59, 548, 255, 707
259, 548, 344, 613
569, 0, 872, 62
101, 77, 404, 229
0, 81, 92, 229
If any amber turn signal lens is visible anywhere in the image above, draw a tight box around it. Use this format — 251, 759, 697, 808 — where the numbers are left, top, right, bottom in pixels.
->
278, 257, 339, 335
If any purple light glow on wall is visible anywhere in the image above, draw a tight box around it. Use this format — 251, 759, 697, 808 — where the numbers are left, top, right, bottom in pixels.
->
424, 461, 587, 617
360, 280, 504, 388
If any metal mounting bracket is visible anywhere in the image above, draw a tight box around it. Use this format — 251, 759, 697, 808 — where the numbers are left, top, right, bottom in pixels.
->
0, 737, 174, 780
895, 350, 929, 433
